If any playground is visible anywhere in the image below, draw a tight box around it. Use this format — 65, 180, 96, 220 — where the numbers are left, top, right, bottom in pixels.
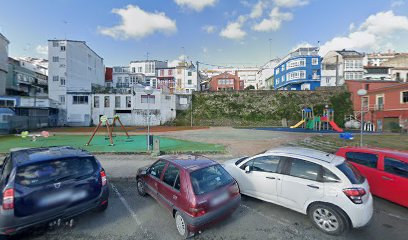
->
0, 134, 225, 154
290, 106, 344, 132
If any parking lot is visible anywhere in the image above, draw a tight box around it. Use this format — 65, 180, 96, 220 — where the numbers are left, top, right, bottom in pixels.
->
13, 178, 407, 240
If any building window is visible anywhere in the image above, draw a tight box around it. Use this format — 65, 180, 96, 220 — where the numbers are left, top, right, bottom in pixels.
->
126, 96, 131, 108
60, 46, 66, 51
138, 67, 142, 73
132, 67, 135, 73
59, 95, 65, 104
396, 72, 401, 81
52, 56, 59, 62
104, 96, 110, 108
94, 96, 99, 108
169, 69, 173, 75
73, 96, 88, 104
188, 72, 192, 76
53, 76, 59, 81
53, 41, 59, 47
141, 95, 155, 104
160, 70, 164, 76
115, 96, 121, 108
188, 80, 192, 85
276, 68, 280, 74
60, 77, 66, 86
287, 58, 306, 69
402, 91, 408, 103
312, 58, 318, 65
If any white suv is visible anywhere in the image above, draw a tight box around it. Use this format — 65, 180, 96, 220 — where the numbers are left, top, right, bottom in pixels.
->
223, 147, 373, 235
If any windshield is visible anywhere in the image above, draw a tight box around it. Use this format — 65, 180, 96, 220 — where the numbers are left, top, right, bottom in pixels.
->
190, 164, 234, 195
337, 162, 365, 184
16, 157, 97, 187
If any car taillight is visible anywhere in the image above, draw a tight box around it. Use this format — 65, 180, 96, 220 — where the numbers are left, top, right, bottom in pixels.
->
3, 188, 14, 210
100, 170, 107, 186
229, 182, 240, 194
189, 207, 206, 217
343, 188, 366, 204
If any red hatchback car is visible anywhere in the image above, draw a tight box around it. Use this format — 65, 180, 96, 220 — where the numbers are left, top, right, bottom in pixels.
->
336, 147, 408, 207
136, 155, 241, 238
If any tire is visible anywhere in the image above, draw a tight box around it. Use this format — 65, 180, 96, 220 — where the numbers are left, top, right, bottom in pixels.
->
175, 211, 191, 239
137, 179, 147, 197
97, 201, 109, 212
308, 203, 349, 236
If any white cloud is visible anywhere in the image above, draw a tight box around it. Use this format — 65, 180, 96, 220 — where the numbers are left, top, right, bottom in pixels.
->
202, 25, 217, 33
391, 0, 405, 8
319, 11, 408, 56
220, 21, 247, 40
273, 0, 309, 8
168, 55, 188, 67
252, 7, 293, 31
174, 0, 217, 11
349, 22, 355, 31
291, 42, 314, 51
99, 5, 177, 39
36, 45, 48, 55
250, 1, 266, 18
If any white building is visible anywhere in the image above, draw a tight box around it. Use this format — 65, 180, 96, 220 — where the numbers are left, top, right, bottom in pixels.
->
0, 33, 9, 96
175, 61, 199, 94
48, 40, 105, 126
203, 67, 259, 89
365, 51, 400, 67
129, 60, 168, 88
16, 57, 48, 76
256, 59, 280, 89
321, 50, 365, 86
91, 88, 176, 126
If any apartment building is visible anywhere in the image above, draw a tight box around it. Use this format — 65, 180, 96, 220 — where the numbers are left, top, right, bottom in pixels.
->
0, 33, 9, 96
48, 40, 105, 126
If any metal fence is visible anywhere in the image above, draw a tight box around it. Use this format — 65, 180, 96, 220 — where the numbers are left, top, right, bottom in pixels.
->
0, 115, 58, 134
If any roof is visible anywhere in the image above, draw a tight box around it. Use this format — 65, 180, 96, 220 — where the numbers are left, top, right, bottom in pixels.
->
339, 147, 408, 160
48, 39, 104, 60
10, 146, 93, 166
266, 147, 344, 165
0, 33, 9, 44
336, 49, 365, 58
159, 155, 217, 172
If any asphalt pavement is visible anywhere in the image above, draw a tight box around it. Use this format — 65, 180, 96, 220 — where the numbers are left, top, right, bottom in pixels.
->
13, 178, 408, 240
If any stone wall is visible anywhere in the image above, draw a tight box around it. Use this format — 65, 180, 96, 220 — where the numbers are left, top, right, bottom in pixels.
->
175, 88, 353, 127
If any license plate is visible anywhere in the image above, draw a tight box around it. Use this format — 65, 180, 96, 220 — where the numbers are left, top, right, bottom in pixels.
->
211, 192, 229, 206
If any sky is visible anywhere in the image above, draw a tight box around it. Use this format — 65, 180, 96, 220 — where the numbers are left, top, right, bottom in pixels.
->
1, 0, 408, 68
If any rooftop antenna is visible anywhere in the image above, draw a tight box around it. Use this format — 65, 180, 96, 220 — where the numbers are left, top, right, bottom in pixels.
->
63, 20, 68, 40
146, 52, 149, 61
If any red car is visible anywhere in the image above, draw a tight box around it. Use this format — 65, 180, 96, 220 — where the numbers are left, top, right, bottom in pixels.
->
136, 155, 241, 238
336, 147, 408, 207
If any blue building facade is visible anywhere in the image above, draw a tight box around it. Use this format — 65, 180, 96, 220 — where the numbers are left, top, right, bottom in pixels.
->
274, 47, 321, 90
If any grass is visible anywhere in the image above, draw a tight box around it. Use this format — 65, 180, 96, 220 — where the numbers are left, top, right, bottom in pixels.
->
293, 134, 408, 153
0, 135, 225, 154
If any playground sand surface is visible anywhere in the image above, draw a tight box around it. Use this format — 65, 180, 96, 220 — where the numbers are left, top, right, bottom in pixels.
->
0, 135, 224, 154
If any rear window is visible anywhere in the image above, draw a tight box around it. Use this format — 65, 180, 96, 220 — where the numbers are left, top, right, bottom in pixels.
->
384, 157, 408, 179
337, 162, 365, 184
235, 157, 248, 166
190, 164, 234, 195
345, 152, 378, 169
15, 157, 97, 187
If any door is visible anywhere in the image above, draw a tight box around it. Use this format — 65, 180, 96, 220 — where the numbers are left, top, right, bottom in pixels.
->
345, 152, 381, 195
383, 117, 399, 131
145, 160, 167, 198
239, 155, 282, 202
278, 158, 324, 212
159, 163, 182, 212
377, 157, 408, 207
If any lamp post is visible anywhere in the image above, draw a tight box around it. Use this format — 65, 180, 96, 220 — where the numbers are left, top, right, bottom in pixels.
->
357, 89, 367, 146
144, 86, 153, 151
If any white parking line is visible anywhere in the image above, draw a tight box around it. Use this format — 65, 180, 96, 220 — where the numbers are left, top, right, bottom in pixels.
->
110, 183, 153, 240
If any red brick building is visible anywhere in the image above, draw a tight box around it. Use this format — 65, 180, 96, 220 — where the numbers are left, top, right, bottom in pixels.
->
346, 80, 408, 131
209, 72, 244, 91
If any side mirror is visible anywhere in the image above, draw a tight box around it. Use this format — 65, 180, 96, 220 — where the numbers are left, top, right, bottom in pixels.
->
245, 165, 251, 173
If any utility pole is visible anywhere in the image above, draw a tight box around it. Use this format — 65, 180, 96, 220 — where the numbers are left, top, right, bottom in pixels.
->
268, 38, 273, 60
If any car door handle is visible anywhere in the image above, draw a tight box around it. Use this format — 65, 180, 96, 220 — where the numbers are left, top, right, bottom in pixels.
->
266, 177, 275, 180
382, 176, 393, 181
307, 184, 320, 189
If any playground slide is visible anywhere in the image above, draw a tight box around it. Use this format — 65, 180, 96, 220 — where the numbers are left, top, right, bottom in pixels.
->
329, 121, 344, 132
290, 120, 305, 128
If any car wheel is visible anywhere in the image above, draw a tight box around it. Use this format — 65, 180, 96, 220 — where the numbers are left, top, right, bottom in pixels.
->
97, 201, 109, 212
175, 211, 191, 239
308, 203, 349, 235
137, 179, 146, 197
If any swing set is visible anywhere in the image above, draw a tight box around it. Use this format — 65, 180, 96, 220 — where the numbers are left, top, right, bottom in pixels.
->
86, 115, 130, 146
